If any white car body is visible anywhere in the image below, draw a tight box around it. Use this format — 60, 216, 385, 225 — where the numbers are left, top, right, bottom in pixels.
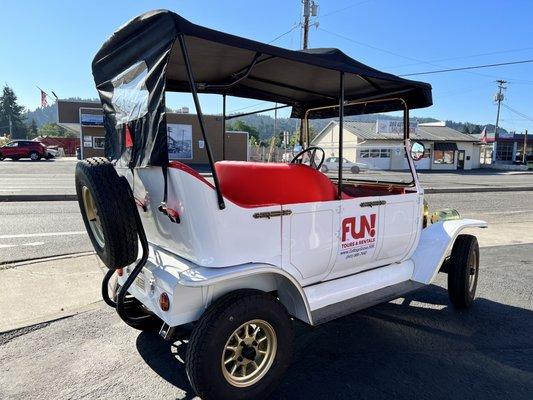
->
321, 156, 368, 173
46, 147, 59, 158
116, 141, 487, 327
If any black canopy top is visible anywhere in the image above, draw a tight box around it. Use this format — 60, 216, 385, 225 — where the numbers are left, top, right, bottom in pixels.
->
92, 9, 432, 166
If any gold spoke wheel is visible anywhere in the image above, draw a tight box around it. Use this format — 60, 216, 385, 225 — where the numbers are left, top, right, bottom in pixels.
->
82, 186, 105, 248
221, 319, 277, 387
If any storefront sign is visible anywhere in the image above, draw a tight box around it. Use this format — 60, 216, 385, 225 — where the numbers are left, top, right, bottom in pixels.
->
376, 120, 418, 135
81, 114, 104, 126
83, 135, 93, 147
497, 130, 514, 139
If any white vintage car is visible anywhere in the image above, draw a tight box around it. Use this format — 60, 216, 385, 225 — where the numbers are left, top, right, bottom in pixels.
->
77, 10, 487, 400
321, 156, 369, 174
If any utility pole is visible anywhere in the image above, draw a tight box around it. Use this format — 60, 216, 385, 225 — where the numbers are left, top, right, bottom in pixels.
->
8, 115, 13, 138
523, 129, 528, 164
299, 0, 318, 145
493, 79, 507, 163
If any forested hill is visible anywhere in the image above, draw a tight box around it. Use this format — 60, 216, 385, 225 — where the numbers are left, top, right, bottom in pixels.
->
23, 100, 503, 137
227, 113, 503, 140
23, 97, 99, 128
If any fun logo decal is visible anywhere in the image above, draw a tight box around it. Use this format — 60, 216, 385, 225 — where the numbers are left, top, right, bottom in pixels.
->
340, 213, 377, 260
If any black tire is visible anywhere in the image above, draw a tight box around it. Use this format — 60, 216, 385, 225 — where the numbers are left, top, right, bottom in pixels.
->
321, 165, 329, 173
448, 234, 479, 309
186, 289, 293, 400
75, 157, 138, 269
11, 157, 20, 161
0, 152, 4, 161
29, 151, 40, 161
350, 165, 360, 174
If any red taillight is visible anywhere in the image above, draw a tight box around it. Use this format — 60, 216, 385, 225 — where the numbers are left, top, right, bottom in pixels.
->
159, 293, 170, 311
117, 268, 123, 277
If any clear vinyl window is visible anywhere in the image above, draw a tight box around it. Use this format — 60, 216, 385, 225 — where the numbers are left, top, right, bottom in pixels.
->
111, 61, 149, 126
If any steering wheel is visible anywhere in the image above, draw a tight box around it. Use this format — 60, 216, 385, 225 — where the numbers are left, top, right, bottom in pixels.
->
290, 146, 325, 170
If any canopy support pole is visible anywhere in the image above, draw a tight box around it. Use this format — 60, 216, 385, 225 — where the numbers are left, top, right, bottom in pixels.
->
222, 94, 226, 160
338, 72, 345, 199
225, 104, 290, 120
403, 105, 409, 140
178, 34, 225, 210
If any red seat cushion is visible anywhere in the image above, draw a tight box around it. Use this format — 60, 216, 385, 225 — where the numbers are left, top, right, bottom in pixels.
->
215, 161, 337, 207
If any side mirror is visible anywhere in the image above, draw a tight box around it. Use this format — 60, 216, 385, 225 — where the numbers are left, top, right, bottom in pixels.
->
411, 141, 425, 161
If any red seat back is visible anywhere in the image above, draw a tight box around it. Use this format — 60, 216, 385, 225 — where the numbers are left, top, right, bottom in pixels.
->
215, 161, 337, 207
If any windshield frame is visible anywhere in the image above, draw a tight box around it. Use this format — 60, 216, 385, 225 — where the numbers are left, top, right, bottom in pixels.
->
304, 97, 419, 192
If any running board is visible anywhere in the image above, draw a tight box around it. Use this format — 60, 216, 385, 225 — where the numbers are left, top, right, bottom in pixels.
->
311, 280, 424, 325
303, 260, 418, 325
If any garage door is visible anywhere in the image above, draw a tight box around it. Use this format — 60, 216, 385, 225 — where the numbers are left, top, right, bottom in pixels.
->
359, 148, 391, 170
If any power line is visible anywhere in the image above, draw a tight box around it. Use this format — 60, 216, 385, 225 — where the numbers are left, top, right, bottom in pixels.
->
314, 0, 375, 19
319, 27, 422, 63
400, 59, 533, 77
502, 103, 533, 123
318, 27, 523, 81
268, 23, 299, 44
388, 46, 533, 69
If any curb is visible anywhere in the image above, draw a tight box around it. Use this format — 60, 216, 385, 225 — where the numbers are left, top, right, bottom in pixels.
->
1, 186, 533, 201
425, 186, 533, 194
0, 251, 96, 270
0, 194, 77, 202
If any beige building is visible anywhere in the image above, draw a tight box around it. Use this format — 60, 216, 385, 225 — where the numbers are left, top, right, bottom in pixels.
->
312, 120, 481, 170
57, 100, 249, 163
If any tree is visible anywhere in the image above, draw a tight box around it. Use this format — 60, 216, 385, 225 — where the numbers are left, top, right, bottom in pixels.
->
0, 85, 27, 139
462, 125, 470, 135
227, 120, 260, 143
471, 125, 482, 135
38, 122, 76, 138
27, 118, 38, 138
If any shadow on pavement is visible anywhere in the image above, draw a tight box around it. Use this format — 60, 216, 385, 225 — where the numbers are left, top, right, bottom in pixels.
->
136, 285, 533, 400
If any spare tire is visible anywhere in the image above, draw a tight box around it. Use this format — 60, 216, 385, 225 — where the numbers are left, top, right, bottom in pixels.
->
75, 157, 138, 269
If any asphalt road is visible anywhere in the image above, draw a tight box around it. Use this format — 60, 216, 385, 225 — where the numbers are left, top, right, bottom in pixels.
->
0, 157, 76, 196
1, 242, 531, 400
0, 201, 91, 264
0, 158, 532, 197
0, 191, 531, 264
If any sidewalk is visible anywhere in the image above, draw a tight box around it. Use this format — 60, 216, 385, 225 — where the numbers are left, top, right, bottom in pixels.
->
0, 253, 105, 333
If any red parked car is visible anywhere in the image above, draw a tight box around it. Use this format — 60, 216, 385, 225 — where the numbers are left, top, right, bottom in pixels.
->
0, 140, 55, 161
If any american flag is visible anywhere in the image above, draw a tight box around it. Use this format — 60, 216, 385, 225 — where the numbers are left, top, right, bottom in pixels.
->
480, 127, 488, 144
40, 89, 48, 108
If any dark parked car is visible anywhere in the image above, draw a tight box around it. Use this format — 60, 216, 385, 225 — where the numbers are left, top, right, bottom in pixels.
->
0, 140, 52, 161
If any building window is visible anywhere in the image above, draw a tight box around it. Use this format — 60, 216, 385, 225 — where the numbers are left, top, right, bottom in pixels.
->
93, 137, 105, 150
496, 142, 513, 161
360, 148, 391, 158
380, 149, 391, 158
433, 150, 455, 164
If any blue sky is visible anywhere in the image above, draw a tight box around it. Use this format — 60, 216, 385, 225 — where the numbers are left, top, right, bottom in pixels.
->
2, 0, 533, 133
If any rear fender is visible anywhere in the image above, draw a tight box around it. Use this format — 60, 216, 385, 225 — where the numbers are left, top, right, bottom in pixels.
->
411, 219, 487, 284
179, 265, 313, 324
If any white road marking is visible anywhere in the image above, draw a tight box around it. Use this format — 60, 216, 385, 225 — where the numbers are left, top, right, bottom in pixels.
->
22, 241, 46, 247
0, 186, 74, 189
0, 242, 46, 249
0, 231, 86, 239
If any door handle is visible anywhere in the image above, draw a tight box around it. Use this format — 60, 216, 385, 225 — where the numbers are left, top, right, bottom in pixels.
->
360, 200, 386, 207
